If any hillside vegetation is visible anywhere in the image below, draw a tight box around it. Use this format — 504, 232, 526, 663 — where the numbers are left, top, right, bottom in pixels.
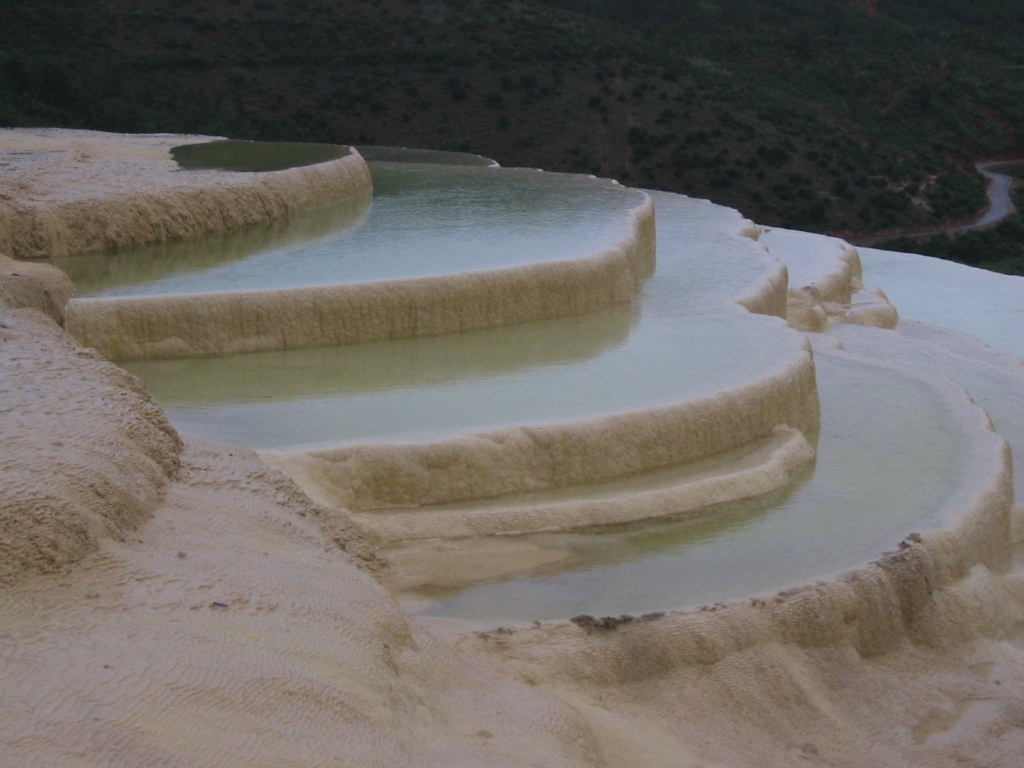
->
879, 163, 1024, 273
2, 0, 1022, 253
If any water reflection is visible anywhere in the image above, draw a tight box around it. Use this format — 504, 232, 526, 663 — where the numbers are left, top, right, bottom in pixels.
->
354, 145, 497, 166
406, 352, 974, 624
170, 139, 351, 172
49, 191, 372, 296
125, 303, 639, 405
120, 189, 797, 450
58, 162, 646, 297
126, 310, 798, 450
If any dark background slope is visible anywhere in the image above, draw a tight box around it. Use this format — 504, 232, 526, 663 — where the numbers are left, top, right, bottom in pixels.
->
2, 0, 1022, 260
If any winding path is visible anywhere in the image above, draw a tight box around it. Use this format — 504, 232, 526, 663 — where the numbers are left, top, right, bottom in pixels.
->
959, 161, 1018, 230
912, 160, 1019, 236
853, 160, 1019, 244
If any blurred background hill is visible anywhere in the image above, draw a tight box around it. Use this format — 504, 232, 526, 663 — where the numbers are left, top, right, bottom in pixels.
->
2, 0, 1022, 267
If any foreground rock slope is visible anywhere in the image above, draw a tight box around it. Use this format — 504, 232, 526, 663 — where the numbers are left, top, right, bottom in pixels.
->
2, 129, 1024, 767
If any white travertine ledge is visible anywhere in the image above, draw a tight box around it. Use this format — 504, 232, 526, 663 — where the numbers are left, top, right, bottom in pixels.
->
263, 345, 818, 536
64, 194, 655, 361
5, 130, 1024, 768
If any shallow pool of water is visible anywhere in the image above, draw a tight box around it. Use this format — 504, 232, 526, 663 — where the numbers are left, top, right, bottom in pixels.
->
354, 145, 497, 166
125, 307, 798, 450
829, 321, 1024, 506
170, 139, 352, 173
403, 350, 980, 625
758, 227, 852, 290
50, 192, 372, 296
59, 162, 647, 298
640, 191, 778, 315
121, 190, 795, 450
859, 247, 1024, 359
101, 157, 1009, 626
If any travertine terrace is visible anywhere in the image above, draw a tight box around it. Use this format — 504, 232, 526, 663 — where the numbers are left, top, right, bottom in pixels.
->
2, 128, 1024, 768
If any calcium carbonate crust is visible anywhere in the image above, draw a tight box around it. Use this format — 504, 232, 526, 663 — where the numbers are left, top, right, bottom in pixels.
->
3, 129, 1024, 768
0, 129, 372, 260
457, 353, 1023, 767
65, 193, 655, 361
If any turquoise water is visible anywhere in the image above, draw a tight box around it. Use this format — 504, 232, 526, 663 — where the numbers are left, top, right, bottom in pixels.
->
122, 190, 796, 450
859, 247, 1024, 359
354, 145, 497, 166
124, 310, 796, 450
57, 162, 646, 298
92, 149, 1017, 625
170, 140, 352, 172
410, 350, 982, 624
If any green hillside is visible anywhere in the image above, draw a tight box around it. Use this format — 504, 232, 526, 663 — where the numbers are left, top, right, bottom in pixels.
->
2, 0, 1022, 250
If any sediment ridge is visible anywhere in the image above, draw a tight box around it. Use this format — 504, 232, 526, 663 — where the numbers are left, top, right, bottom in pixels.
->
0, 263, 182, 585
253, 196, 808, 536
65, 193, 655, 361
759, 227, 899, 332
3, 130, 1024, 767
0, 130, 372, 260
263, 345, 818, 534
348, 425, 813, 543
456, 358, 1019, 765
734, 226, 789, 319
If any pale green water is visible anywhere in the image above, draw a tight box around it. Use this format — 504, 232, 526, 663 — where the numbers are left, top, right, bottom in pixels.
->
170, 140, 352, 172
56, 162, 646, 297
858, 247, 1024, 359
51, 192, 372, 296
354, 145, 497, 166
410, 351, 980, 624
122, 190, 796, 449
830, 322, 1024, 506
124, 309, 799, 449
96, 152, 1013, 625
